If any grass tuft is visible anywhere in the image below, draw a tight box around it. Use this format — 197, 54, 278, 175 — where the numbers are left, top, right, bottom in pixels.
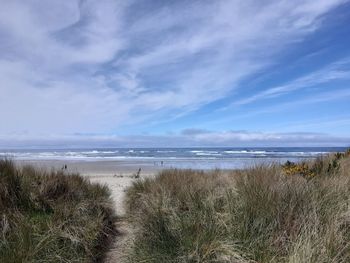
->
0, 159, 116, 263
125, 152, 350, 263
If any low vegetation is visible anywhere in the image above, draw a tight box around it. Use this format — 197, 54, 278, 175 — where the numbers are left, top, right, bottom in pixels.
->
0, 160, 116, 263
125, 151, 350, 263
282, 149, 350, 178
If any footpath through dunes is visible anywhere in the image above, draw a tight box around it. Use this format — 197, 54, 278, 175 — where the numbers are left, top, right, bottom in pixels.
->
89, 172, 157, 263
4, 150, 349, 262
7, 159, 159, 263
89, 175, 135, 263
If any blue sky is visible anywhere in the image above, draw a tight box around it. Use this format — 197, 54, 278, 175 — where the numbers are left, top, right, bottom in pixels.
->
0, 0, 350, 147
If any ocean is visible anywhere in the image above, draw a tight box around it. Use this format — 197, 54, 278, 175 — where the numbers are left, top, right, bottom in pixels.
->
0, 147, 347, 170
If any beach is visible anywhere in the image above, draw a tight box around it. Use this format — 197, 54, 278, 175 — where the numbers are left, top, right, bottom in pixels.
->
15, 159, 161, 215
4, 151, 350, 262
15, 159, 163, 176
2, 1, 349, 261
11, 147, 343, 214
13, 159, 161, 261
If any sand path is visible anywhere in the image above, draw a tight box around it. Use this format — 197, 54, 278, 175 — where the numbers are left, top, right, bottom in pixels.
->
15, 160, 157, 262
89, 175, 135, 263
89, 173, 156, 263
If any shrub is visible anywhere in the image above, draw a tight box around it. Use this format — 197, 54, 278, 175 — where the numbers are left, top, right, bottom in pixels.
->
282, 151, 350, 179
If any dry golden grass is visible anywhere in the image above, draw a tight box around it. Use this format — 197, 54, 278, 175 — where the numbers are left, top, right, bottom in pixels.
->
125, 153, 350, 263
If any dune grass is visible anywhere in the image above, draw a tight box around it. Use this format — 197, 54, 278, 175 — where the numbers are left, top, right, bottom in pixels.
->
125, 152, 350, 263
0, 160, 116, 263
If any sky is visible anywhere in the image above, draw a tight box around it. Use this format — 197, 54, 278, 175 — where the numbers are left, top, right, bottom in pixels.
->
0, 0, 350, 148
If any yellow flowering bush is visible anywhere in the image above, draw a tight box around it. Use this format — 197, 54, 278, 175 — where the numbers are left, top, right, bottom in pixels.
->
282, 161, 315, 178
282, 149, 350, 178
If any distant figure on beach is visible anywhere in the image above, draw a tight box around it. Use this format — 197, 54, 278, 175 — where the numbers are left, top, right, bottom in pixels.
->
161, 161, 164, 166
135, 168, 141, 178
64, 164, 67, 170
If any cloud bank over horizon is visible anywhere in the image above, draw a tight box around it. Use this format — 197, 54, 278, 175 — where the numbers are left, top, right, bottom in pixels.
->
1, 130, 349, 149
0, 0, 349, 147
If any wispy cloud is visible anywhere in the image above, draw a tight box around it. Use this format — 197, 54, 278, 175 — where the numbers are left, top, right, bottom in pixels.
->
271, 116, 350, 132
201, 88, 350, 128
0, 0, 348, 142
231, 58, 350, 106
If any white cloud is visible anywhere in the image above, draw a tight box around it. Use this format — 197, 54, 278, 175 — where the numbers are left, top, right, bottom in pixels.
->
232, 59, 350, 106
0, 0, 348, 141
206, 88, 350, 128
0, 130, 348, 148
271, 116, 350, 132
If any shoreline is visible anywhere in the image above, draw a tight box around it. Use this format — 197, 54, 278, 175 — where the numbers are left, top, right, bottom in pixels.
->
14, 159, 164, 176
12, 156, 302, 173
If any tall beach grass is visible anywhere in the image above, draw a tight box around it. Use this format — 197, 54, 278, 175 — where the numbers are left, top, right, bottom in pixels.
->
125, 152, 350, 262
0, 160, 116, 263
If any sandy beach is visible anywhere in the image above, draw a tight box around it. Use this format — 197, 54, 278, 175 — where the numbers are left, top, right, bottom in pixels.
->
15, 159, 161, 215
12, 159, 162, 262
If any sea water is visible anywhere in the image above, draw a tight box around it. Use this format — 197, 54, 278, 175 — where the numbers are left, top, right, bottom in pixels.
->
0, 147, 347, 170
